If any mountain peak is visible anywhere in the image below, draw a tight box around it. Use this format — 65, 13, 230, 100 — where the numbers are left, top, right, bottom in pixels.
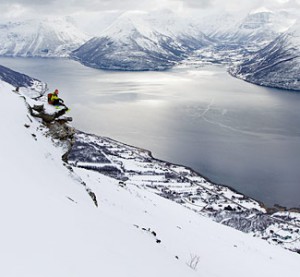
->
249, 7, 274, 15
0, 17, 90, 57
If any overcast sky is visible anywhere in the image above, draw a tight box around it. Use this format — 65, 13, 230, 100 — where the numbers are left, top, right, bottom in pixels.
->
1, 0, 300, 18
1, 0, 300, 34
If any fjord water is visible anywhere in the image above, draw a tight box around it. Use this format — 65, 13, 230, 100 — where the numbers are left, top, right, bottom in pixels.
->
1, 57, 300, 208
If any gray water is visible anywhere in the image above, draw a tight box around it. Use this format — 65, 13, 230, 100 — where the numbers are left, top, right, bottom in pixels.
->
1, 57, 300, 208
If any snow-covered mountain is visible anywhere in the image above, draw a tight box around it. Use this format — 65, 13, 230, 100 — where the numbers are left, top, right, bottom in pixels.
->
71, 10, 212, 71
226, 9, 293, 50
0, 17, 89, 57
230, 21, 300, 91
191, 9, 296, 65
1, 65, 300, 276
1, 8, 300, 90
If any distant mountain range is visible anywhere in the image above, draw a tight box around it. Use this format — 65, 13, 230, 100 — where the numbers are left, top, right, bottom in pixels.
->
206, 9, 293, 50
0, 17, 89, 57
191, 9, 295, 63
0, 10, 300, 90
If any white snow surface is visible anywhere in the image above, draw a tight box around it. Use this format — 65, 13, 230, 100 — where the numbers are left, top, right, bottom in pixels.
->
0, 80, 299, 277
100, 9, 204, 42
197, 8, 296, 44
0, 17, 89, 57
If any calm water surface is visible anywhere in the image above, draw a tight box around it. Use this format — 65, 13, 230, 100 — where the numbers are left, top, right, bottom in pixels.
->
1, 57, 300, 208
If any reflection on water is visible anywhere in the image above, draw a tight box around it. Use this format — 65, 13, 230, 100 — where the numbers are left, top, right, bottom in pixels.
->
1, 57, 300, 208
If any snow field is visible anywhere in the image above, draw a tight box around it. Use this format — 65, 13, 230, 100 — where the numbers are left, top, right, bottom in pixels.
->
0, 81, 299, 276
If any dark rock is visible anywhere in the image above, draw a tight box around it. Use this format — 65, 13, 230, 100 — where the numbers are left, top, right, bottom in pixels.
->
32, 104, 44, 112
224, 205, 234, 211
87, 189, 98, 207
29, 103, 69, 123
46, 121, 75, 141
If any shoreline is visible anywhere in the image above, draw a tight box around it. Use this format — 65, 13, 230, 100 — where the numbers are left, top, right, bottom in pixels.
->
93, 133, 300, 214
67, 129, 300, 253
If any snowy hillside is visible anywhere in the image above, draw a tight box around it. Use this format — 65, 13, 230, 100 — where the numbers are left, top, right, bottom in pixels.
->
230, 21, 300, 91
71, 10, 212, 71
0, 17, 89, 57
1, 67, 300, 276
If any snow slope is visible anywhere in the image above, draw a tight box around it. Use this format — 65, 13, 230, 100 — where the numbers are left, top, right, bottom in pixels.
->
0, 74, 299, 276
0, 17, 89, 57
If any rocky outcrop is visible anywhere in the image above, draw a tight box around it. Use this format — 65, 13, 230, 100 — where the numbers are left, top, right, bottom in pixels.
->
17, 86, 99, 208
27, 102, 75, 150
29, 103, 70, 123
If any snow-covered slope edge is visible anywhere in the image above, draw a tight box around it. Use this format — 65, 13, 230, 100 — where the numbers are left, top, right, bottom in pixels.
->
1, 75, 299, 276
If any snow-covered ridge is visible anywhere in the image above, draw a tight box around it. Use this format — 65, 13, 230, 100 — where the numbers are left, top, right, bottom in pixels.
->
71, 10, 212, 71
0, 17, 89, 57
1, 66, 299, 276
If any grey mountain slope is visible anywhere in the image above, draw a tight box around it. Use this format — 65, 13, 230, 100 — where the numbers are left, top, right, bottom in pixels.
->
71, 11, 212, 71
72, 35, 183, 71
71, 33, 210, 71
0, 64, 40, 88
229, 26, 300, 91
